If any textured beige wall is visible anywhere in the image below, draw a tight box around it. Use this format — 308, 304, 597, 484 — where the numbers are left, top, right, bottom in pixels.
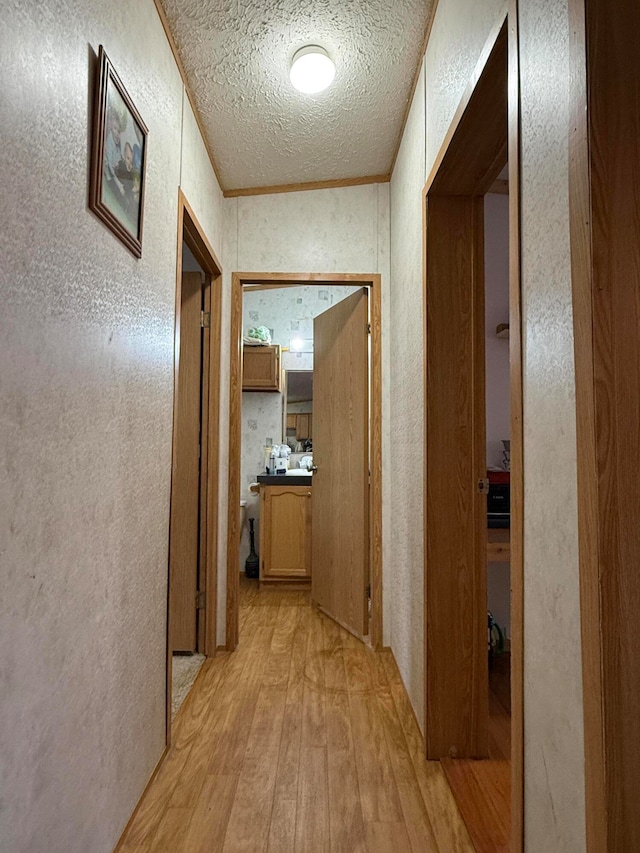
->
0, 3, 223, 851
390, 0, 587, 845
218, 185, 391, 644
519, 0, 586, 848
389, 59, 427, 729
425, 0, 508, 176
180, 96, 225, 259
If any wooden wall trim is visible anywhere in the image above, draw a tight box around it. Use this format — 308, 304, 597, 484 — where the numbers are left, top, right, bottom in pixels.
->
167, 189, 223, 742
568, 2, 607, 839
422, 5, 523, 842
235, 272, 385, 284
205, 272, 222, 658
424, 14, 508, 197
508, 2, 524, 848
178, 189, 224, 275
225, 273, 384, 651
225, 274, 244, 651
223, 174, 390, 199
569, 0, 640, 847
369, 275, 383, 649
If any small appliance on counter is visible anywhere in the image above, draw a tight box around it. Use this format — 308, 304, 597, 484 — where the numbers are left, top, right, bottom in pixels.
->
487, 469, 510, 528
266, 444, 291, 475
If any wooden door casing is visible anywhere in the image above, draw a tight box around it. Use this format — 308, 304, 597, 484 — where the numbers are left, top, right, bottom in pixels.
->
226, 273, 383, 654
570, 0, 640, 846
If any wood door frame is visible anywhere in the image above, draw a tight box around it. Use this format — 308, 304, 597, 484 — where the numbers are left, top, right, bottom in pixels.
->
569, 0, 640, 847
166, 189, 223, 742
422, 11, 524, 850
225, 272, 383, 652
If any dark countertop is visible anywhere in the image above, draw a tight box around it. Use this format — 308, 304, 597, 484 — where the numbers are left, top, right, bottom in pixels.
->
257, 474, 313, 486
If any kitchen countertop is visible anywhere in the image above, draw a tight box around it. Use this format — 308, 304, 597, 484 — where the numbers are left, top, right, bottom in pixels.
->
257, 474, 313, 486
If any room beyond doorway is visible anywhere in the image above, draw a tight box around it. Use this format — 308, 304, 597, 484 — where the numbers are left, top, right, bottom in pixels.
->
225, 273, 383, 653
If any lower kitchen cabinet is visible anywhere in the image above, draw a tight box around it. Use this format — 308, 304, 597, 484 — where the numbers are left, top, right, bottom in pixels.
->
259, 485, 312, 582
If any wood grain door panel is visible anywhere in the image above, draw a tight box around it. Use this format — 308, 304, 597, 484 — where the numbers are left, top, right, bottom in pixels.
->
169, 271, 202, 652
425, 196, 489, 759
312, 289, 369, 639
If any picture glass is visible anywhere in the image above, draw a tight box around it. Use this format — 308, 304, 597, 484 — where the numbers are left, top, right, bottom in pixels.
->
101, 76, 145, 238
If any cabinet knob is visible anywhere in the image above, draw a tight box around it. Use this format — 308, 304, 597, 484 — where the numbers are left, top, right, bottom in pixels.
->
307, 492, 312, 497
310, 465, 318, 473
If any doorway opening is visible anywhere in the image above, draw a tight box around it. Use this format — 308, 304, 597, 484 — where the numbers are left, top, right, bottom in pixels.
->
422, 14, 523, 851
166, 190, 222, 735
226, 274, 383, 652
484, 176, 512, 758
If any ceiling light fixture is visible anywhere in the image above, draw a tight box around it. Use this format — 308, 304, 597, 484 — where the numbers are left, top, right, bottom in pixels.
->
290, 46, 335, 94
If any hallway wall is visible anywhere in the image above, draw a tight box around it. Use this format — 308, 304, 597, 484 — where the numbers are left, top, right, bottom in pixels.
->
390, 0, 586, 849
219, 185, 392, 646
0, 3, 224, 852
519, 0, 585, 847
389, 58, 427, 731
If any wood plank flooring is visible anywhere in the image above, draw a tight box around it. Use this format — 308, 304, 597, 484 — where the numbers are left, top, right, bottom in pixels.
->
118, 577, 478, 852
441, 664, 512, 852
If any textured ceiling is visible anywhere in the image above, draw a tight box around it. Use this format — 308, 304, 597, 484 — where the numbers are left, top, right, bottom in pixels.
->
160, 0, 433, 190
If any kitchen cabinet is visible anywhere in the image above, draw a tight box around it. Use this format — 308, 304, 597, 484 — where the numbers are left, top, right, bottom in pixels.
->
242, 345, 281, 391
284, 413, 313, 440
295, 413, 312, 440
259, 484, 312, 582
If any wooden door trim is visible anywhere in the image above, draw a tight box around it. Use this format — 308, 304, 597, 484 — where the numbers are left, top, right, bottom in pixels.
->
424, 16, 509, 197
569, 5, 606, 841
569, 0, 640, 847
166, 189, 222, 744
422, 10, 524, 849
507, 4, 524, 849
226, 272, 383, 651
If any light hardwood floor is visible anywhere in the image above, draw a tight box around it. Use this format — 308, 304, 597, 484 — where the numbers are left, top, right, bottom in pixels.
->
118, 577, 477, 852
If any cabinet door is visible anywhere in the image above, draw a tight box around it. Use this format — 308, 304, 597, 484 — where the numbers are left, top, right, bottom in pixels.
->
295, 414, 310, 440
242, 345, 280, 391
261, 486, 311, 579
286, 414, 297, 430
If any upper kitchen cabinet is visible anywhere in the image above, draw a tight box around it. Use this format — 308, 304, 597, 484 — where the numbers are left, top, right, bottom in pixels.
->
242, 345, 281, 391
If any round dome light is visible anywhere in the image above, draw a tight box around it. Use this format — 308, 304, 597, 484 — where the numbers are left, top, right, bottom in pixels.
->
290, 46, 335, 94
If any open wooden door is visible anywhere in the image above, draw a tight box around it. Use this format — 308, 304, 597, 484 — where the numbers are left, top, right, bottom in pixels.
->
424, 197, 489, 759
311, 288, 369, 639
169, 271, 203, 652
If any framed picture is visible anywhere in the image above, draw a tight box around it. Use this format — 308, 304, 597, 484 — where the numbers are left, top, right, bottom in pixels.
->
90, 46, 148, 258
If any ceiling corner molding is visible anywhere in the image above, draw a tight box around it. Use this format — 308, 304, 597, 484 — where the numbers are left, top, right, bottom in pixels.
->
152, 0, 226, 191
389, 0, 441, 180
223, 174, 391, 199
